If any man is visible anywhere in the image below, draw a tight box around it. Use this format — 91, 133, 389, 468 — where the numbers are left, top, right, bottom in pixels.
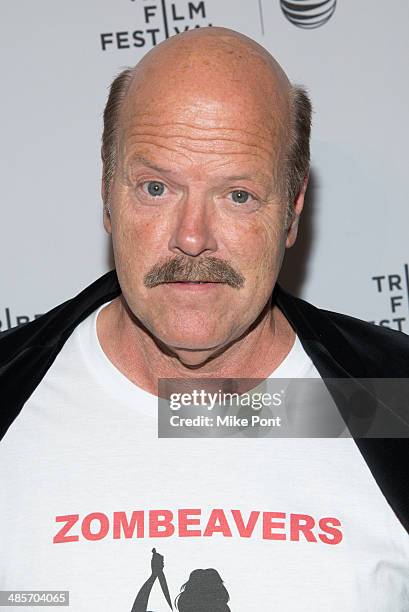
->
1, 27, 409, 611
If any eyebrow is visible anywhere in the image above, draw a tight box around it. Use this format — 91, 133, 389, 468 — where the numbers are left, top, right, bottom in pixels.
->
128, 154, 267, 184
222, 174, 256, 182
128, 155, 172, 174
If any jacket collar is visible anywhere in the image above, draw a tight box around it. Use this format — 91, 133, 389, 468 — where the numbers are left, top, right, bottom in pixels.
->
273, 284, 369, 379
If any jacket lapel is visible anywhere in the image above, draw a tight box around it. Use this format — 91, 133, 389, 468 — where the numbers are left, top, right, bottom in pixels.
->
275, 284, 409, 534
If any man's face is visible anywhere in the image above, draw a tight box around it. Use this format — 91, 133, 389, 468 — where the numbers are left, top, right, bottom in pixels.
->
105, 58, 294, 364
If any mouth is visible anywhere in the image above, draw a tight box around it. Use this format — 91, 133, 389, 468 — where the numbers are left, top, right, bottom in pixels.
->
169, 281, 218, 284
161, 280, 223, 291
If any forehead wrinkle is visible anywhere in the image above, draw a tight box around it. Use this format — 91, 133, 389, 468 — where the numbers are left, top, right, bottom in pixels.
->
121, 126, 280, 162
123, 140, 276, 173
122, 92, 287, 149
121, 88, 285, 140
129, 136, 275, 158
124, 120, 273, 141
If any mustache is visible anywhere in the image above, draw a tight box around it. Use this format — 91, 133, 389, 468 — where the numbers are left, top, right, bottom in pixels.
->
144, 255, 245, 289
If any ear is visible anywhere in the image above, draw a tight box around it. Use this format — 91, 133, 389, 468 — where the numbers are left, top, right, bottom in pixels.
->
101, 173, 112, 234
285, 172, 309, 249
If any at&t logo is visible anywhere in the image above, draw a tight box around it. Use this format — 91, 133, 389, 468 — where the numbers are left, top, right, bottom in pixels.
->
280, 0, 336, 29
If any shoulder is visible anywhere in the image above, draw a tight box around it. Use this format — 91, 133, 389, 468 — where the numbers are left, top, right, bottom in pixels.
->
275, 285, 409, 377
0, 269, 121, 389
0, 308, 55, 366
0, 271, 121, 440
0, 270, 121, 366
321, 305, 409, 351
307, 300, 409, 377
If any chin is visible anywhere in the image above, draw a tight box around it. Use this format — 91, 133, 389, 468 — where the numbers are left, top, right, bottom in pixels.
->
168, 345, 222, 367
156, 325, 228, 354
163, 332, 223, 352
148, 313, 225, 347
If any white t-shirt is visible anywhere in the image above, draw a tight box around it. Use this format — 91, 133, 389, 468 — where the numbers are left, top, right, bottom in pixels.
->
0, 303, 408, 611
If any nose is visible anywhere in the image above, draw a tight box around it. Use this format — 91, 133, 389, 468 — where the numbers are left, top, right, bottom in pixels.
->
168, 192, 218, 257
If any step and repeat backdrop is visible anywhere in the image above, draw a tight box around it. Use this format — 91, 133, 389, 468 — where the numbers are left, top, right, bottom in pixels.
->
1, 0, 408, 333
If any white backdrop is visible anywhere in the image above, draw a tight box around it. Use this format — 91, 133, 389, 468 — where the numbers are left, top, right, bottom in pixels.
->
1, 0, 408, 333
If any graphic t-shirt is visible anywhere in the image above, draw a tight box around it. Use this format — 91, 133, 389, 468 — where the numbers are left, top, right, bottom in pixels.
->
1, 302, 409, 611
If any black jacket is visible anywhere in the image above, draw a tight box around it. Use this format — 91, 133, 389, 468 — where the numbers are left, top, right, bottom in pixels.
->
1, 270, 409, 533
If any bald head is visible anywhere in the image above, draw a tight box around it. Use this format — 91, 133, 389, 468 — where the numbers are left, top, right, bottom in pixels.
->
124, 27, 291, 116
102, 27, 311, 215
134, 26, 290, 79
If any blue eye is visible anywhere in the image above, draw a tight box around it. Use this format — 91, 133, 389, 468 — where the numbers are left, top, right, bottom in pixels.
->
145, 181, 166, 196
230, 190, 250, 204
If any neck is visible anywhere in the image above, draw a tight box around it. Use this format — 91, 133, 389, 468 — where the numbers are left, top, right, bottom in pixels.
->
97, 294, 295, 396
